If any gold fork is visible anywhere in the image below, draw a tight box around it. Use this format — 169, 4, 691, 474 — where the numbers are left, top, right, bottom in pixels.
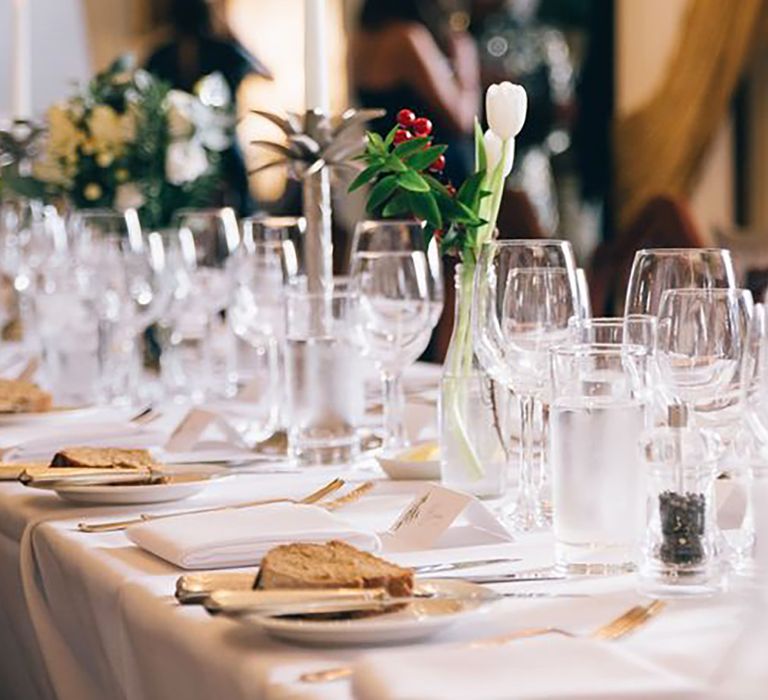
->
299, 600, 667, 684
77, 478, 345, 533
322, 481, 375, 511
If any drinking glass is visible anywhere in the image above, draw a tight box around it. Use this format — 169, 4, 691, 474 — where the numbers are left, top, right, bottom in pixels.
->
68, 208, 141, 263
657, 288, 748, 423
473, 239, 579, 530
569, 315, 657, 348
350, 220, 442, 450
159, 209, 241, 399
575, 267, 592, 319
284, 279, 365, 464
550, 343, 649, 574
625, 248, 736, 316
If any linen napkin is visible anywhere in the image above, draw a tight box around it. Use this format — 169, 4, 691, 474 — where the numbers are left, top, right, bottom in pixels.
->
351, 636, 706, 700
126, 502, 381, 569
4, 423, 167, 463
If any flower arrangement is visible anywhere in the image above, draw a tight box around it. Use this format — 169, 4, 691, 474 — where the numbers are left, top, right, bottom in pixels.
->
3, 56, 233, 229
351, 82, 528, 480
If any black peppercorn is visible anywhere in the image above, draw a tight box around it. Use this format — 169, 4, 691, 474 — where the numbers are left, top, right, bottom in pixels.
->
658, 490, 706, 565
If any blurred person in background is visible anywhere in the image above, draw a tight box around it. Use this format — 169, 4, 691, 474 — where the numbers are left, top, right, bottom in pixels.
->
350, 0, 480, 185
145, 0, 272, 215
471, 0, 578, 238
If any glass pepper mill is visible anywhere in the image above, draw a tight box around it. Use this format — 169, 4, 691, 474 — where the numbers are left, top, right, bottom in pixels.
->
638, 405, 724, 597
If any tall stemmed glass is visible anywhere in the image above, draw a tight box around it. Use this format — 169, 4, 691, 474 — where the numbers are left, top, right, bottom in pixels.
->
625, 248, 736, 315
473, 239, 579, 530
657, 288, 749, 426
350, 220, 443, 450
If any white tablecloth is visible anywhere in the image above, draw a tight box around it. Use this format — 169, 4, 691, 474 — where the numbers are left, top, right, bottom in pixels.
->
0, 365, 760, 700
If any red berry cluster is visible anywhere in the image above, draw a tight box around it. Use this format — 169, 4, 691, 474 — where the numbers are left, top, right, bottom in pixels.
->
395, 108, 445, 173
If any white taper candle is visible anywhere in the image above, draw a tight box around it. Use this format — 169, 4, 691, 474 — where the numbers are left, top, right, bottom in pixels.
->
304, 0, 329, 114
12, 0, 32, 118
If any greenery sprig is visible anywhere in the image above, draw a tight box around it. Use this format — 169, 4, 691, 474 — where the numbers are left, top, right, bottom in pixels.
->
348, 120, 489, 262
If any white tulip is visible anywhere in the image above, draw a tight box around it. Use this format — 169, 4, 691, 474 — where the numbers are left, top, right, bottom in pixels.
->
483, 129, 515, 177
485, 82, 527, 140
165, 139, 209, 185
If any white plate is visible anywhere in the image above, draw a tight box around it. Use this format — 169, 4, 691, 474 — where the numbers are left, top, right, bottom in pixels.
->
43, 465, 227, 505
377, 442, 440, 481
232, 578, 496, 646
0, 405, 101, 427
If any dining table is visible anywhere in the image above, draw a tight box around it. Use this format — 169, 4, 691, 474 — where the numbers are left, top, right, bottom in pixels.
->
0, 362, 760, 700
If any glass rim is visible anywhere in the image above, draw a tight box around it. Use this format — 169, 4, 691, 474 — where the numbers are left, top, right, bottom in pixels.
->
242, 215, 306, 229
480, 238, 573, 249
549, 342, 649, 358
634, 247, 731, 256
354, 218, 426, 229
658, 287, 749, 298
570, 314, 657, 326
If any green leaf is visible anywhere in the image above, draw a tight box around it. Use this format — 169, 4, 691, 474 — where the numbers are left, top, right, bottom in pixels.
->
393, 136, 429, 158
407, 191, 442, 229
397, 170, 430, 193
348, 163, 383, 192
473, 118, 487, 174
382, 191, 412, 217
423, 173, 452, 197
367, 131, 386, 155
384, 154, 407, 173
366, 174, 398, 212
405, 144, 446, 171
384, 125, 399, 149
456, 170, 486, 209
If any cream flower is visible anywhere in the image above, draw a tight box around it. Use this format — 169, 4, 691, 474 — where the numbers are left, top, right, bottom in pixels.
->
89, 105, 128, 155
165, 139, 209, 185
84, 183, 102, 201
115, 183, 145, 211
485, 82, 527, 140
165, 90, 196, 140
46, 104, 82, 161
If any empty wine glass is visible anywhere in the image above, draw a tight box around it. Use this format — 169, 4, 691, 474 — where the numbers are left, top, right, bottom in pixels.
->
657, 288, 749, 424
575, 267, 592, 319
350, 220, 442, 450
473, 239, 579, 530
625, 248, 736, 316
569, 315, 657, 348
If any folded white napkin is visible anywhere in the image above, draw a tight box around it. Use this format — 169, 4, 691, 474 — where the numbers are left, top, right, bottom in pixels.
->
6, 424, 167, 463
126, 502, 381, 569
352, 636, 705, 700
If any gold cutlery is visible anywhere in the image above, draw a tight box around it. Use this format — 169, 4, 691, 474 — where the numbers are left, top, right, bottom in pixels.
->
298, 600, 667, 684
322, 481, 375, 511
77, 477, 345, 533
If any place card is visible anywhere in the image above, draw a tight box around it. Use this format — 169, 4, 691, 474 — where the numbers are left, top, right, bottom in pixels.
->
164, 408, 243, 452
380, 484, 513, 552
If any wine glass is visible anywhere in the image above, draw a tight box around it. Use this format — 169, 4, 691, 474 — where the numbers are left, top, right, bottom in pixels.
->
657, 288, 750, 426
575, 267, 592, 319
625, 248, 736, 316
473, 239, 579, 530
350, 220, 443, 450
569, 315, 657, 349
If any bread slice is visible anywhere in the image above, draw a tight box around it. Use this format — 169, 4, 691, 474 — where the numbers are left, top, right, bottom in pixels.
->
0, 379, 52, 413
50, 447, 157, 470
255, 540, 413, 597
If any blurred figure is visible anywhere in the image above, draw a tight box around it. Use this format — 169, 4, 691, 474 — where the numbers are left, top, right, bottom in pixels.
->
145, 0, 272, 215
472, 0, 577, 236
350, 0, 480, 184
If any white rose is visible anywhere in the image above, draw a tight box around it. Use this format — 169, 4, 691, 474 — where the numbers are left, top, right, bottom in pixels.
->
485, 82, 527, 140
483, 129, 515, 177
165, 139, 209, 185
115, 183, 145, 211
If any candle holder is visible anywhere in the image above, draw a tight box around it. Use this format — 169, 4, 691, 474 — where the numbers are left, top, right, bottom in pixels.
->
249, 107, 384, 290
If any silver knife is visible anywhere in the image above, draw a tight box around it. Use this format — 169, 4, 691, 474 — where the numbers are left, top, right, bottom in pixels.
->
414, 558, 522, 574
450, 571, 564, 584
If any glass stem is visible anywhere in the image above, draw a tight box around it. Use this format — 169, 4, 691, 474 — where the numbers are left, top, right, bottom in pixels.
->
381, 371, 406, 450
513, 393, 537, 531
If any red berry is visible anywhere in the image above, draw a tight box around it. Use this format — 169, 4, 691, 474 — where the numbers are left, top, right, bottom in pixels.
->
446, 183, 457, 196
393, 129, 412, 145
396, 109, 416, 127
412, 117, 432, 137
429, 154, 446, 172
434, 228, 443, 243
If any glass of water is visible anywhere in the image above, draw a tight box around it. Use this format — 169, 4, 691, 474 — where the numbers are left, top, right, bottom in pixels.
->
549, 342, 650, 574
284, 279, 365, 465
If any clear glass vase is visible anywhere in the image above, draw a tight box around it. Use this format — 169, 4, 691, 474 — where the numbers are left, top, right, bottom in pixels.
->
439, 264, 507, 498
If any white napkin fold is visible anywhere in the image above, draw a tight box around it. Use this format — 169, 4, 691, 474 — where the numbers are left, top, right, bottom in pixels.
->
352, 636, 705, 700
126, 502, 381, 569
5, 424, 167, 463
